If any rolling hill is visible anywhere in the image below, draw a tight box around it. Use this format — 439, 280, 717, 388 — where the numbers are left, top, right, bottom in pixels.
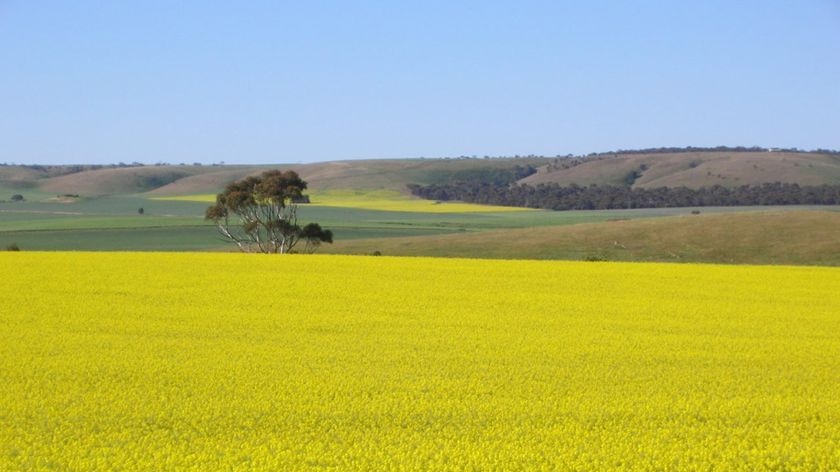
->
285, 157, 547, 191
5, 151, 840, 202
149, 157, 551, 196
519, 151, 840, 189
143, 167, 275, 196
2, 157, 552, 198
38, 165, 263, 196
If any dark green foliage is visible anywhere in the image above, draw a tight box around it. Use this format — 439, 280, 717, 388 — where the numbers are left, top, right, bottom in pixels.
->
5, 243, 20, 251
428, 165, 537, 186
623, 169, 643, 186
300, 223, 333, 252
409, 182, 840, 210
135, 171, 191, 191
10, 194, 24, 202
205, 170, 332, 253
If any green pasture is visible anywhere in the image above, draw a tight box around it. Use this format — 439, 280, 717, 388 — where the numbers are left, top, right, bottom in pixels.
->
2, 192, 838, 255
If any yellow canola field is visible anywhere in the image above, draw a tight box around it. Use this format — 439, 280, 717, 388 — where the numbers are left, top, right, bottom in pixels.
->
154, 189, 530, 213
1, 253, 839, 470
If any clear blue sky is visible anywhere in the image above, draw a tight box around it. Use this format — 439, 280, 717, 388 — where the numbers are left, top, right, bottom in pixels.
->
2, 1, 839, 165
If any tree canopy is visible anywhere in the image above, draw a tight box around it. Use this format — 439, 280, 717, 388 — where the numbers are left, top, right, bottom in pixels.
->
205, 170, 333, 253
409, 181, 840, 210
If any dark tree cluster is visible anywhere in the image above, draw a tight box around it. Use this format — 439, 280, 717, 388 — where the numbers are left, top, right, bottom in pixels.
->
409, 182, 840, 210
427, 165, 537, 186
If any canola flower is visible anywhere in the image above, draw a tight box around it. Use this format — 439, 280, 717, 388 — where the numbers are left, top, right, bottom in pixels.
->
1, 252, 839, 470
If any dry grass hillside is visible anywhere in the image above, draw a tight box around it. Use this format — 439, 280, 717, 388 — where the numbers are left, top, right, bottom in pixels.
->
520, 152, 840, 189
0, 165, 107, 190
145, 167, 274, 196
7, 152, 840, 197
325, 210, 840, 266
5, 158, 552, 197
0, 167, 46, 188
145, 160, 438, 195
287, 158, 550, 191
39, 166, 208, 195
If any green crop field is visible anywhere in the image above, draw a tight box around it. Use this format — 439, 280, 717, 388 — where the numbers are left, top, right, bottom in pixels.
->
3, 189, 839, 261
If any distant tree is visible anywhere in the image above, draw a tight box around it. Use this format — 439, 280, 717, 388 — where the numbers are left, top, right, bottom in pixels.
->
10, 194, 24, 202
138, 207, 145, 215
409, 181, 840, 210
205, 170, 333, 253
5, 243, 20, 251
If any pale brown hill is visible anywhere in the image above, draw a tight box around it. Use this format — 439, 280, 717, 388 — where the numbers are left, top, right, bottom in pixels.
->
148, 157, 551, 195
0, 167, 45, 188
14, 158, 551, 197
325, 210, 840, 266
0, 165, 99, 189
145, 167, 274, 196
290, 157, 551, 191
40, 166, 210, 195
145, 160, 429, 196
13, 152, 840, 197
520, 152, 840, 189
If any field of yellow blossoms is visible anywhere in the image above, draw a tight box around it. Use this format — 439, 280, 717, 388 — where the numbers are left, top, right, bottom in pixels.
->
2, 252, 839, 470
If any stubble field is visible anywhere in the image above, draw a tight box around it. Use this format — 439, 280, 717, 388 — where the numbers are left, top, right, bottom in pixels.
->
1, 252, 839, 470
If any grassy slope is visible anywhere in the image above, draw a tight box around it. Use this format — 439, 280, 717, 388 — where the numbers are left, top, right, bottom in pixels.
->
323, 210, 840, 266
144, 167, 276, 195
5, 158, 553, 198
149, 157, 553, 196
0, 185, 54, 202
298, 157, 553, 190
520, 152, 840, 188
7, 153, 840, 199
38, 166, 254, 195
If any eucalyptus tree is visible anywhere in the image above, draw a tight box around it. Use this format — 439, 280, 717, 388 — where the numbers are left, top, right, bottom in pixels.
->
205, 170, 333, 253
